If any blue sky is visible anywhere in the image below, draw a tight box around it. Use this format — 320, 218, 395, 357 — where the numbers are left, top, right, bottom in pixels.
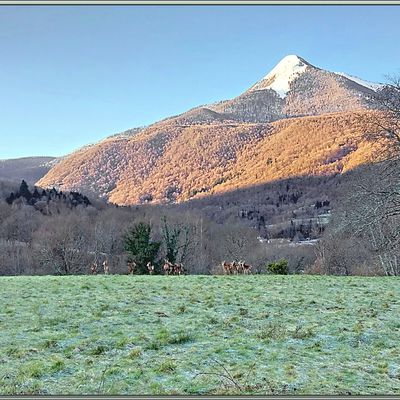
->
0, 5, 399, 159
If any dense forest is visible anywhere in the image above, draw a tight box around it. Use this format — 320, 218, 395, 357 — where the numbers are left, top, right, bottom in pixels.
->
0, 162, 396, 277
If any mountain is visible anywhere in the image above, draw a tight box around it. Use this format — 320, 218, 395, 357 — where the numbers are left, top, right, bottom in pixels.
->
0, 156, 58, 184
37, 55, 386, 207
208, 55, 380, 123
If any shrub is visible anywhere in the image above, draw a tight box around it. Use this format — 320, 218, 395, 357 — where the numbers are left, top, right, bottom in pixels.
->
266, 259, 289, 275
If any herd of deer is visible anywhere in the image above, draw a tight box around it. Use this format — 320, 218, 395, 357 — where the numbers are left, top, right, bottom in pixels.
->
222, 260, 253, 274
90, 259, 109, 275
90, 259, 252, 275
162, 259, 185, 275
91, 259, 181, 275
127, 261, 156, 275
127, 259, 184, 275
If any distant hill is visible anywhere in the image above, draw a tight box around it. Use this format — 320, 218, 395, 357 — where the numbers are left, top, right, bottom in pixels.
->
0, 156, 58, 184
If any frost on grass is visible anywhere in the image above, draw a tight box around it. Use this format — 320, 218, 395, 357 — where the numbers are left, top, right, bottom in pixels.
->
0, 275, 399, 394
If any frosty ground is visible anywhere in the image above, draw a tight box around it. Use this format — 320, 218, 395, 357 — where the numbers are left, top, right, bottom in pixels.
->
1, 274, 399, 395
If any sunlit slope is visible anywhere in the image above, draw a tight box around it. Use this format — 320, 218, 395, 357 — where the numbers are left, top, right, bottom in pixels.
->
37, 110, 385, 205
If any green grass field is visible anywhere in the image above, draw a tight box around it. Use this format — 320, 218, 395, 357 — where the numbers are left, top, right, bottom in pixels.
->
1, 274, 399, 395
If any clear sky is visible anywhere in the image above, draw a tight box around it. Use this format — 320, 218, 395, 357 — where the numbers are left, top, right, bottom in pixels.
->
1, 5, 399, 159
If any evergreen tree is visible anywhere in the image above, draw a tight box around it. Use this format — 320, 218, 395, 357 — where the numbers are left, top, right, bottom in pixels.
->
5, 192, 15, 205
19, 180, 31, 200
32, 187, 40, 199
124, 222, 161, 274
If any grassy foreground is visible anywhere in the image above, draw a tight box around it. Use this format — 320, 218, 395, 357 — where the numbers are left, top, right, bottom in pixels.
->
0, 274, 399, 395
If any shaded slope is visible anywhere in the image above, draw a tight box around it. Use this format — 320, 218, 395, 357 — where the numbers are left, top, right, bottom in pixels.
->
0, 156, 57, 184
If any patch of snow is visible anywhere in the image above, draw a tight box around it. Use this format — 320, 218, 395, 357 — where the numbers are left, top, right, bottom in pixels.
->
107, 127, 145, 140
289, 239, 320, 247
40, 158, 63, 168
249, 55, 309, 98
335, 72, 385, 92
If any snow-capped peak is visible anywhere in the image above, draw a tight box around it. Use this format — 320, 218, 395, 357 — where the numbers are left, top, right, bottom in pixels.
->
249, 55, 310, 98
334, 72, 384, 92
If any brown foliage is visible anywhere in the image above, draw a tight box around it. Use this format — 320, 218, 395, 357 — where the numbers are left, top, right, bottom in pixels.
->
37, 110, 387, 209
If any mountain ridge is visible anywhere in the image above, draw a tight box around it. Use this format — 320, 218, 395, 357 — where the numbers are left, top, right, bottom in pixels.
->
0, 156, 58, 184
36, 55, 387, 206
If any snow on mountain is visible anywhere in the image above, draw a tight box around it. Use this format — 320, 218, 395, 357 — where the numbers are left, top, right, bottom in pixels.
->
248, 55, 310, 98
40, 157, 62, 168
335, 72, 384, 92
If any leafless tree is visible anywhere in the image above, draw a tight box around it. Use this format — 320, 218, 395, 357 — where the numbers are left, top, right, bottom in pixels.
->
333, 76, 400, 275
34, 212, 92, 275
222, 225, 260, 262
365, 75, 400, 148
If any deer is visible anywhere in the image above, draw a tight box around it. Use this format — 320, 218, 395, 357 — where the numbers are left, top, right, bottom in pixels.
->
233, 261, 244, 274
163, 259, 174, 275
103, 259, 110, 275
242, 262, 253, 275
222, 261, 233, 275
90, 261, 98, 275
236, 260, 244, 274
147, 262, 155, 275
127, 261, 136, 275
173, 263, 184, 275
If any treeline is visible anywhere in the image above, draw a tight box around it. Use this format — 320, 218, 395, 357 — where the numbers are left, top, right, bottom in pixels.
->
1, 180, 295, 276
6, 180, 90, 213
1, 158, 397, 277
0, 176, 377, 277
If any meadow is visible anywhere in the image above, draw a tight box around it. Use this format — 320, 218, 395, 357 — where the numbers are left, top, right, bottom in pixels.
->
0, 274, 399, 395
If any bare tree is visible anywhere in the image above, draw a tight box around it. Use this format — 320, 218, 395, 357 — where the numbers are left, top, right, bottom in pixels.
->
34, 212, 92, 275
333, 76, 400, 275
161, 216, 191, 265
220, 224, 263, 265
366, 76, 400, 147
0, 240, 36, 275
335, 166, 400, 276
